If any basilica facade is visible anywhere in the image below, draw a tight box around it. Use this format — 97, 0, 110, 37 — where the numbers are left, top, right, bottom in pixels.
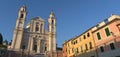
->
10, 5, 57, 56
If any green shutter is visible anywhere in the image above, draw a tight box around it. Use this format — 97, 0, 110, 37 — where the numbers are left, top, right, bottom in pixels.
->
105, 28, 110, 36
97, 32, 101, 40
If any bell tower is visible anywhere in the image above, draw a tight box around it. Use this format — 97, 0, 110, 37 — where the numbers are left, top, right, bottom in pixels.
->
11, 5, 27, 51
48, 12, 56, 56
15, 5, 27, 29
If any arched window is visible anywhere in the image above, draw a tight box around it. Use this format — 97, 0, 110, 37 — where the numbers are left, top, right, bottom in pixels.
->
35, 22, 39, 32
52, 20, 54, 25
33, 45, 37, 52
33, 38, 37, 52
45, 46, 47, 51
20, 14, 24, 18
40, 24, 43, 33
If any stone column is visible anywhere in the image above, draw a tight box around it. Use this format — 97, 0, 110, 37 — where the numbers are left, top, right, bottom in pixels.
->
48, 34, 52, 52
40, 39, 45, 53
37, 38, 41, 53
30, 38, 34, 51
27, 36, 32, 57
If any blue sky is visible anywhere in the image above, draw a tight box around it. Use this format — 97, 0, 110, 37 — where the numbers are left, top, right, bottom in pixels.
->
0, 0, 120, 47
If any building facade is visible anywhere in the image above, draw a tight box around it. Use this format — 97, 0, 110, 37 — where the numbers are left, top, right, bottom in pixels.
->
65, 38, 74, 57
74, 29, 97, 57
63, 28, 97, 57
63, 15, 120, 57
92, 15, 120, 57
63, 29, 97, 57
62, 42, 67, 57
10, 5, 57, 57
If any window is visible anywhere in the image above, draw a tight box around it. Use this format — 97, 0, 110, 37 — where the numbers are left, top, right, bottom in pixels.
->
73, 42, 75, 45
22, 45, 25, 49
52, 20, 54, 25
72, 48, 74, 53
87, 32, 90, 37
97, 32, 101, 40
100, 46, 104, 52
36, 22, 39, 32
73, 40, 77, 45
33, 45, 37, 52
110, 43, 115, 50
85, 44, 88, 50
76, 48, 79, 53
83, 35, 86, 39
89, 42, 92, 49
80, 46, 83, 52
20, 14, 24, 18
45, 46, 47, 51
76, 40, 77, 44
40, 24, 43, 33
105, 28, 111, 36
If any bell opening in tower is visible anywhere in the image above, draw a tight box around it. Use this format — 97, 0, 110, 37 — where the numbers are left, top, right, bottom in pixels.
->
20, 14, 24, 18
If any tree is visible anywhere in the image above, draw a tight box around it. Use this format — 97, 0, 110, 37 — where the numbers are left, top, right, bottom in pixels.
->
0, 33, 3, 45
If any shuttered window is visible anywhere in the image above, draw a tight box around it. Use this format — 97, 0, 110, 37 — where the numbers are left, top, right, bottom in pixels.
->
97, 32, 101, 40
105, 28, 111, 36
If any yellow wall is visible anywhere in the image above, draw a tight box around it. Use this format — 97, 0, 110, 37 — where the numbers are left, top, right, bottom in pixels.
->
65, 30, 97, 57
66, 39, 74, 57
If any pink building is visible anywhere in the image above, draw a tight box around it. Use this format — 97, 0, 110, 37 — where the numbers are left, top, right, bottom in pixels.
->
92, 15, 120, 57
62, 42, 67, 57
